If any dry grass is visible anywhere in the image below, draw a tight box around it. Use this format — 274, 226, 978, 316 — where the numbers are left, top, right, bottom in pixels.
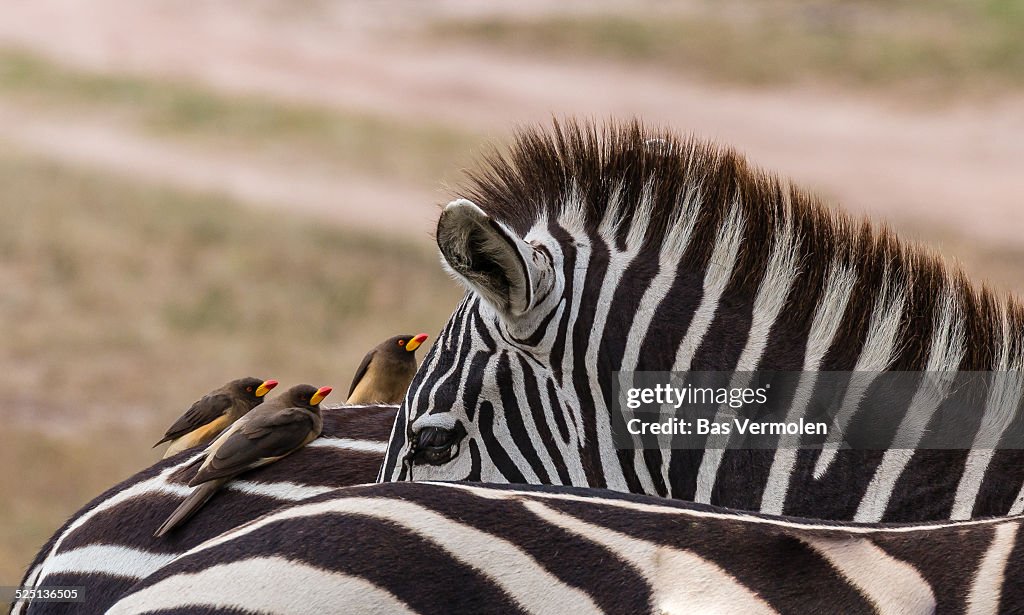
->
0, 49, 481, 185
0, 151, 462, 582
432, 0, 1024, 100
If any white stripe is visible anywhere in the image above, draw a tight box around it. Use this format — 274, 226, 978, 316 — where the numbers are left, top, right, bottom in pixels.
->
180, 496, 603, 615
621, 183, 702, 496
671, 202, 745, 372
522, 499, 779, 614
532, 352, 587, 484
951, 309, 1024, 520
814, 273, 906, 478
489, 358, 542, 484
966, 522, 1020, 615
557, 214, 592, 447
226, 480, 339, 501
855, 285, 966, 522
1011, 485, 1024, 515
28, 452, 205, 587
307, 437, 388, 454
428, 482, 1022, 534
108, 557, 416, 615
38, 544, 177, 579
393, 296, 473, 479
395, 300, 448, 437
508, 350, 562, 484
695, 208, 801, 503
803, 536, 937, 613
761, 262, 856, 514
585, 185, 654, 493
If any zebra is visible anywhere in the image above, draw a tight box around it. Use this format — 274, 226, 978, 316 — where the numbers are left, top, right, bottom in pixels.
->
104, 481, 1024, 615
380, 119, 1024, 523
13, 404, 395, 615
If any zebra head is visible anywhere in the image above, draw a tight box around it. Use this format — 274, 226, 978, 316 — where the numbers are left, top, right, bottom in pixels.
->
380, 120, 1024, 521
381, 120, 778, 489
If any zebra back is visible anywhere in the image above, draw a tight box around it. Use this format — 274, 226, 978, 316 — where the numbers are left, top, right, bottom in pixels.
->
15, 404, 395, 615
106, 481, 1024, 615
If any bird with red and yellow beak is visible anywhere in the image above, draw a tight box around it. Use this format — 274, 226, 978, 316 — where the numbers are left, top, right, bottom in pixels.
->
154, 377, 278, 459
346, 333, 428, 405
155, 383, 332, 537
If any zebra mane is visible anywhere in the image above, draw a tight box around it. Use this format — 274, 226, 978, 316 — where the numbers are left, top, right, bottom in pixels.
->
460, 118, 1023, 372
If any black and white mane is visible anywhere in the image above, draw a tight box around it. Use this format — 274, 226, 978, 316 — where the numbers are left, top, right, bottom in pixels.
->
383, 119, 1024, 523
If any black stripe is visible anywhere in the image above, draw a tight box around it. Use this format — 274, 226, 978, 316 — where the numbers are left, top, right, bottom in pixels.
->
532, 495, 877, 614
546, 221, 577, 385
545, 379, 571, 444
1000, 525, 1024, 614
874, 521, 991, 614
414, 485, 652, 613
425, 300, 475, 418
974, 449, 1024, 517
495, 352, 551, 483
783, 450, 888, 521
131, 510, 527, 615
478, 400, 527, 483
517, 354, 571, 484
570, 230, 610, 488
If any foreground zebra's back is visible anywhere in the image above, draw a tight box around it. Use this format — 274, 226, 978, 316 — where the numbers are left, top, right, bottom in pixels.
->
107, 482, 1023, 615
14, 405, 396, 615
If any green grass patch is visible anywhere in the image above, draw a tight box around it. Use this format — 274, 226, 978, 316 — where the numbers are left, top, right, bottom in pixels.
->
432, 1, 1024, 97
0, 49, 480, 183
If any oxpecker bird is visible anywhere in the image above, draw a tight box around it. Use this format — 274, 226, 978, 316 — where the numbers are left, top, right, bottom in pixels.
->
154, 377, 278, 458
155, 383, 332, 537
346, 333, 428, 404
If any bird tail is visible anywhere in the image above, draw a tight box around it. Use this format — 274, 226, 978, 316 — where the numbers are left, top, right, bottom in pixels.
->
154, 479, 226, 537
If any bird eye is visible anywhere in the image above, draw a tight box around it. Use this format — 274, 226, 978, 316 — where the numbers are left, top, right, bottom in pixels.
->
398, 340, 405, 346
246, 386, 253, 392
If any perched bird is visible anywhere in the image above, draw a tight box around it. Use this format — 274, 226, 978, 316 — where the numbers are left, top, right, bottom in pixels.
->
346, 333, 428, 404
155, 384, 332, 537
154, 377, 278, 459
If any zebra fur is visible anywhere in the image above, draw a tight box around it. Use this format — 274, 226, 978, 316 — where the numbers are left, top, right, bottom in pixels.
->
14, 404, 395, 615
106, 481, 1024, 615
381, 119, 1024, 523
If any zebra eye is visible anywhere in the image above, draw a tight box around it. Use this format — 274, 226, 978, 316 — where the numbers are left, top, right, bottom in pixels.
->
412, 424, 467, 465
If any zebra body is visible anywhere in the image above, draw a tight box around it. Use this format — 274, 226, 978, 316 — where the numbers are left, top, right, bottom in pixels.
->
382, 120, 1024, 522
14, 405, 395, 615
106, 481, 1024, 615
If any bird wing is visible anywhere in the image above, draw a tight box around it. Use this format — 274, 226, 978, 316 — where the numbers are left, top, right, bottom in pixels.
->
155, 393, 234, 445
189, 407, 318, 485
347, 349, 377, 398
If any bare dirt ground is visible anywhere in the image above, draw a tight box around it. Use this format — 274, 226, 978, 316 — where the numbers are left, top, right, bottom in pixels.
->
0, 0, 1020, 254
0, 102, 440, 237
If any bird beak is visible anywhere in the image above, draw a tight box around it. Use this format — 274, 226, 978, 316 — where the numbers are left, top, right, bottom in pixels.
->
255, 379, 279, 397
406, 333, 429, 352
310, 386, 333, 405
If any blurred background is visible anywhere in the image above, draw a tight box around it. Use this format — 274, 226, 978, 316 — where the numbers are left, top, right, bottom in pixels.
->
1, 0, 1022, 582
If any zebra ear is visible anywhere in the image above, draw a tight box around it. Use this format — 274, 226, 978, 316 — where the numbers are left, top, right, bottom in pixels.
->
436, 199, 551, 318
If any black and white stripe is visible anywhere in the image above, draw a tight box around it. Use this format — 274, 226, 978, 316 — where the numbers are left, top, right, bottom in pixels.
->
15, 405, 395, 615
381, 120, 1024, 523
105, 481, 1024, 614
